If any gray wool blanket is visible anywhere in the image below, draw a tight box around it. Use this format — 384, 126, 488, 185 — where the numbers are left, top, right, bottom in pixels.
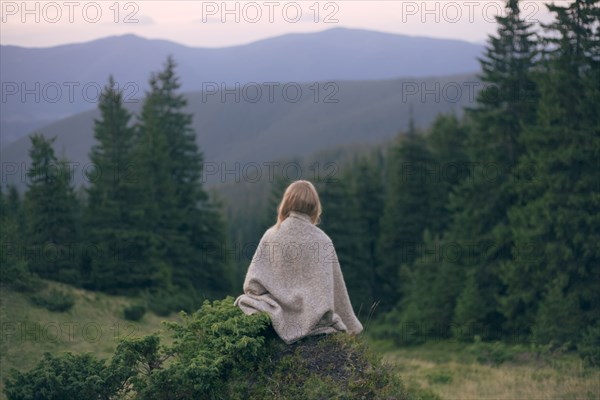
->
234, 211, 363, 344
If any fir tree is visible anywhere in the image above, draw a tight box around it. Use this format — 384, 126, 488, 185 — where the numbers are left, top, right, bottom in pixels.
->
390, 114, 470, 340
501, 0, 600, 343
134, 57, 232, 301
85, 77, 168, 292
425, 114, 469, 235
0, 186, 36, 290
6, 185, 26, 238
24, 134, 80, 283
86, 76, 136, 229
438, 0, 539, 338
377, 127, 437, 311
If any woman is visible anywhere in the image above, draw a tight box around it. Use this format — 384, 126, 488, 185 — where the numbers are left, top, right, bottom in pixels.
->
234, 180, 363, 344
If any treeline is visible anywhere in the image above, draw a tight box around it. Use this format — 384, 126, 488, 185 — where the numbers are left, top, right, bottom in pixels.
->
1, 58, 232, 312
310, 0, 599, 354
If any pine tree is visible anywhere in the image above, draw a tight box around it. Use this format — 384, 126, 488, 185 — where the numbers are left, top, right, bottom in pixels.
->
433, 0, 540, 338
86, 76, 136, 228
6, 185, 26, 238
134, 57, 232, 301
377, 127, 437, 311
501, 0, 600, 344
189, 191, 234, 299
532, 274, 584, 346
473, 0, 539, 163
24, 134, 80, 283
425, 114, 469, 235
389, 114, 470, 341
0, 186, 37, 291
85, 77, 169, 292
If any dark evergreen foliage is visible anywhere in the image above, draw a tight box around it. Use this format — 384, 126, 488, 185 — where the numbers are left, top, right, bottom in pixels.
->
133, 57, 233, 301
501, 0, 600, 346
376, 128, 438, 310
24, 134, 81, 283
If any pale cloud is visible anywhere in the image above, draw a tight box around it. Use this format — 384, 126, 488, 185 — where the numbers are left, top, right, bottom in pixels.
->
101, 13, 155, 27
132, 13, 156, 26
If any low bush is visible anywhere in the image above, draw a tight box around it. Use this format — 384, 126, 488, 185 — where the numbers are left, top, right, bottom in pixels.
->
123, 303, 146, 321
4, 352, 124, 400
2, 261, 44, 293
466, 337, 535, 365
144, 288, 202, 316
425, 369, 453, 385
577, 321, 600, 367
30, 288, 75, 312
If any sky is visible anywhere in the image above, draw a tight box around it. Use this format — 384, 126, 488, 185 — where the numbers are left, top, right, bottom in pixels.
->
1, 1, 568, 48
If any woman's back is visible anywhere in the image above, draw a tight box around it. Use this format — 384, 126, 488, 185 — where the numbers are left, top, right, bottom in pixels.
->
234, 181, 363, 344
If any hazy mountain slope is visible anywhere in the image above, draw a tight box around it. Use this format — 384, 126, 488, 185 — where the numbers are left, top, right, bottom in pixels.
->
1, 73, 479, 190
1, 28, 483, 145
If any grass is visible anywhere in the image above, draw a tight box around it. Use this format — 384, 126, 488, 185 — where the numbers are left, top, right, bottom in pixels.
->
370, 339, 600, 400
0, 282, 179, 399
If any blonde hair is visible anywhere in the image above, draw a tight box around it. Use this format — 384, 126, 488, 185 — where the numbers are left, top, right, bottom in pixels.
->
275, 180, 321, 228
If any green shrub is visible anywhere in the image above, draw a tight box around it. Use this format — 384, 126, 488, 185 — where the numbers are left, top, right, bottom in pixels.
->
369, 306, 430, 346
2, 261, 44, 292
132, 296, 273, 399
577, 321, 600, 367
532, 277, 582, 349
4, 352, 129, 400
405, 385, 442, 400
145, 288, 202, 316
5, 297, 411, 400
147, 298, 172, 316
467, 337, 528, 365
123, 303, 146, 321
425, 369, 453, 385
30, 288, 75, 312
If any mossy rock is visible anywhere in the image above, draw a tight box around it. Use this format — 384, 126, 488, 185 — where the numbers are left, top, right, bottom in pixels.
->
225, 324, 408, 399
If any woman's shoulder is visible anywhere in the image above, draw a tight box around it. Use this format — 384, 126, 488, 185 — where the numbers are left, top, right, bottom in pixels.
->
311, 224, 333, 244
289, 219, 333, 245
267, 218, 332, 244
261, 226, 278, 241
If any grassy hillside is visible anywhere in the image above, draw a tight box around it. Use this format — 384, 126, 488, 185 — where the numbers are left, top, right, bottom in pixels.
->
0, 282, 180, 399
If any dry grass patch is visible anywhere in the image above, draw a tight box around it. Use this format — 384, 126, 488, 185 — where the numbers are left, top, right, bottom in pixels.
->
377, 340, 600, 400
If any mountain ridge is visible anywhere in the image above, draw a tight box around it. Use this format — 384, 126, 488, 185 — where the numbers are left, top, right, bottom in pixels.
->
2, 27, 484, 50
1, 28, 483, 146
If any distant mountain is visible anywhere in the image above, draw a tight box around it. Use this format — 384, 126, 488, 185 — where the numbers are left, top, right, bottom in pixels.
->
0, 28, 484, 146
1, 73, 480, 190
